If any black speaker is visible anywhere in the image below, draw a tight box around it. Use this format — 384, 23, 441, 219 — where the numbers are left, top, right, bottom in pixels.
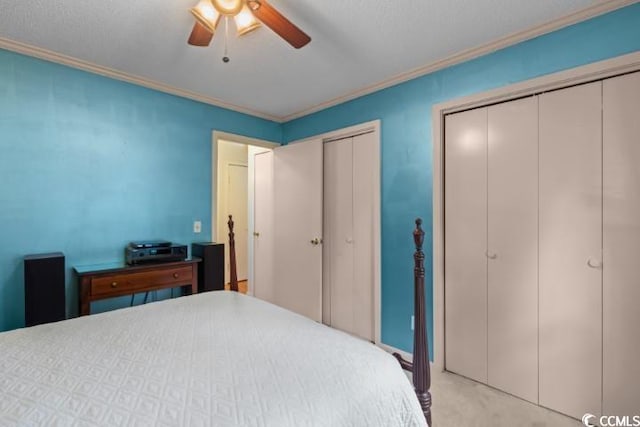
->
191, 242, 225, 292
24, 252, 66, 327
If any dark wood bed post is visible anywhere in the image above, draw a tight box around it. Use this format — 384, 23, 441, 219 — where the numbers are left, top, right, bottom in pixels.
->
227, 215, 239, 292
393, 218, 432, 425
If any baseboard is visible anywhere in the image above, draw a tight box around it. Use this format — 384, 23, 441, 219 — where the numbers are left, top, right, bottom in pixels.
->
378, 343, 441, 372
377, 343, 413, 362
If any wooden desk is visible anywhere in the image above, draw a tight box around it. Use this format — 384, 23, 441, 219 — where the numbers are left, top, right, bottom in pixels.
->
75, 258, 201, 316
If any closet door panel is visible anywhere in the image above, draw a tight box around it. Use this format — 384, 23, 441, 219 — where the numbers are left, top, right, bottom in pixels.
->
323, 139, 354, 332
539, 82, 603, 419
445, 107, 488, 383
487, 97, 539, 404
353, 132, 376, 341
603, 72, 640, 416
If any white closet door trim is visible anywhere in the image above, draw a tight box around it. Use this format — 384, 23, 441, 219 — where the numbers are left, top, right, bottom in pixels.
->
432, 51, 640, 371
289, 120, 381, 344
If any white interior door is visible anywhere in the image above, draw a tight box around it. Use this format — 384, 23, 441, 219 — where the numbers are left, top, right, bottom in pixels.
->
227, 164, 248, 281
273, 140, 323, 321
487, 97, 539, 404
603, 71, 640, 416
539, 82, 603, 419
253, 151, 274, 303
445, 107, 488, 384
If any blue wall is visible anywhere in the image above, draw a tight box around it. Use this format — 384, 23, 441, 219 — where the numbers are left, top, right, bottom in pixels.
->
0, 49, 281, 331
282, 4, 640, 356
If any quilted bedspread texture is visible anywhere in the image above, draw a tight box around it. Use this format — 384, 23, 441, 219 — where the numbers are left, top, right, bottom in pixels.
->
0, 291, 426, 426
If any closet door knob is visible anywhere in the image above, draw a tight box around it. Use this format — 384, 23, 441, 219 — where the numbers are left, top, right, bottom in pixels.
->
587, 258, 602, 269
485, 252, 497, 260
345, 237, 353, 244
310, 238, 322, 245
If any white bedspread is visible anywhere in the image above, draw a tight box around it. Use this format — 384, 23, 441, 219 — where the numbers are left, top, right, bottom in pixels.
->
0, 292, 426, 426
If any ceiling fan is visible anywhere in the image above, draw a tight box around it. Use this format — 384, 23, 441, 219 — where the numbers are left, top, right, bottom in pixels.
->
187, 0, 311, 55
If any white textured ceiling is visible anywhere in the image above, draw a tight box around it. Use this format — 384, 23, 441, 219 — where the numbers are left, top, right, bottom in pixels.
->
0, 0, 603, 120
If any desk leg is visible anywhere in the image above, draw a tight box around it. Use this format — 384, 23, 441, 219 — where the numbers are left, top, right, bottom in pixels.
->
191, 263, 198, 295
79, 276, 91, 316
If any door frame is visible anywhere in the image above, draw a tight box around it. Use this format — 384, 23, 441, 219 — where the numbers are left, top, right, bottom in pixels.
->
431, 51, 640, 372
212, 131, 279, 294
289, 120, 382, 345
225, 162, 249, 282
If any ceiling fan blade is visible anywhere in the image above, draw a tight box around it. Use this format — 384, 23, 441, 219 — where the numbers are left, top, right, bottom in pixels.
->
188, 22, 214, 47
248, 0, 311, 49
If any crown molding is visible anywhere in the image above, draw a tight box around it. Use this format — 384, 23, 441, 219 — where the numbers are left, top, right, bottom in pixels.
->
281, 0, 637, 122
0, 0, 635, 124
0, 36, 282, 123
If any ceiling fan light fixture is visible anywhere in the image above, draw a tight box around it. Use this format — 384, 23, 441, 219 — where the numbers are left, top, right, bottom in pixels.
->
191, 0, 221, 33
246, 0, 262, 12
211, 0, 244, 16
187, 0, 311, 49
235, 5, 261, 36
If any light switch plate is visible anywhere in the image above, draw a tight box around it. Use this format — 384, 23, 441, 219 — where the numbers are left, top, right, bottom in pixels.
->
193, 220, 202, 233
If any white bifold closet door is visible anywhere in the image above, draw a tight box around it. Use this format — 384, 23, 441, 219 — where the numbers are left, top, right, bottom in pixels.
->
323, 132, 376, 341
445, 74, 639, 419
539, 82, 603, 419
487, 97, 539, 404
444, 107, 488, 384
603, 71, 640, 416
445, 100, 539, 399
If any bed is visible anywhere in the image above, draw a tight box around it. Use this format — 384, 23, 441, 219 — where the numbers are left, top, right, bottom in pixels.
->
0, 220, 431, 426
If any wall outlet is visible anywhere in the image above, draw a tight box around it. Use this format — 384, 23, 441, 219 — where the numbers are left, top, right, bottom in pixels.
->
411, 315, 415, 331
193, 220, 202, 233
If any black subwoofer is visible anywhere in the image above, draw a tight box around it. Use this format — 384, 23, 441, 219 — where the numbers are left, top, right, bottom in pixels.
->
191, 242, 224, 292
24, 252, 66, 327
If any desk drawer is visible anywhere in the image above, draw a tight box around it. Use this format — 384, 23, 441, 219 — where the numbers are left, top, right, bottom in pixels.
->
91, 266, 192, 297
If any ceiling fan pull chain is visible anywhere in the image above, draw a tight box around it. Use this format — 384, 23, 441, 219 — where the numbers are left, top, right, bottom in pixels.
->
222, 16, 230, 63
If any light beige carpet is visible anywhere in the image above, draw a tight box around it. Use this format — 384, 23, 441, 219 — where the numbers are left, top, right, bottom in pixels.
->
423, 369, 581, 427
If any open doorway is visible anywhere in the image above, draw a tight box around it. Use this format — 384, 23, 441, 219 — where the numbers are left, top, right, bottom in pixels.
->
212, 132, 278, 295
